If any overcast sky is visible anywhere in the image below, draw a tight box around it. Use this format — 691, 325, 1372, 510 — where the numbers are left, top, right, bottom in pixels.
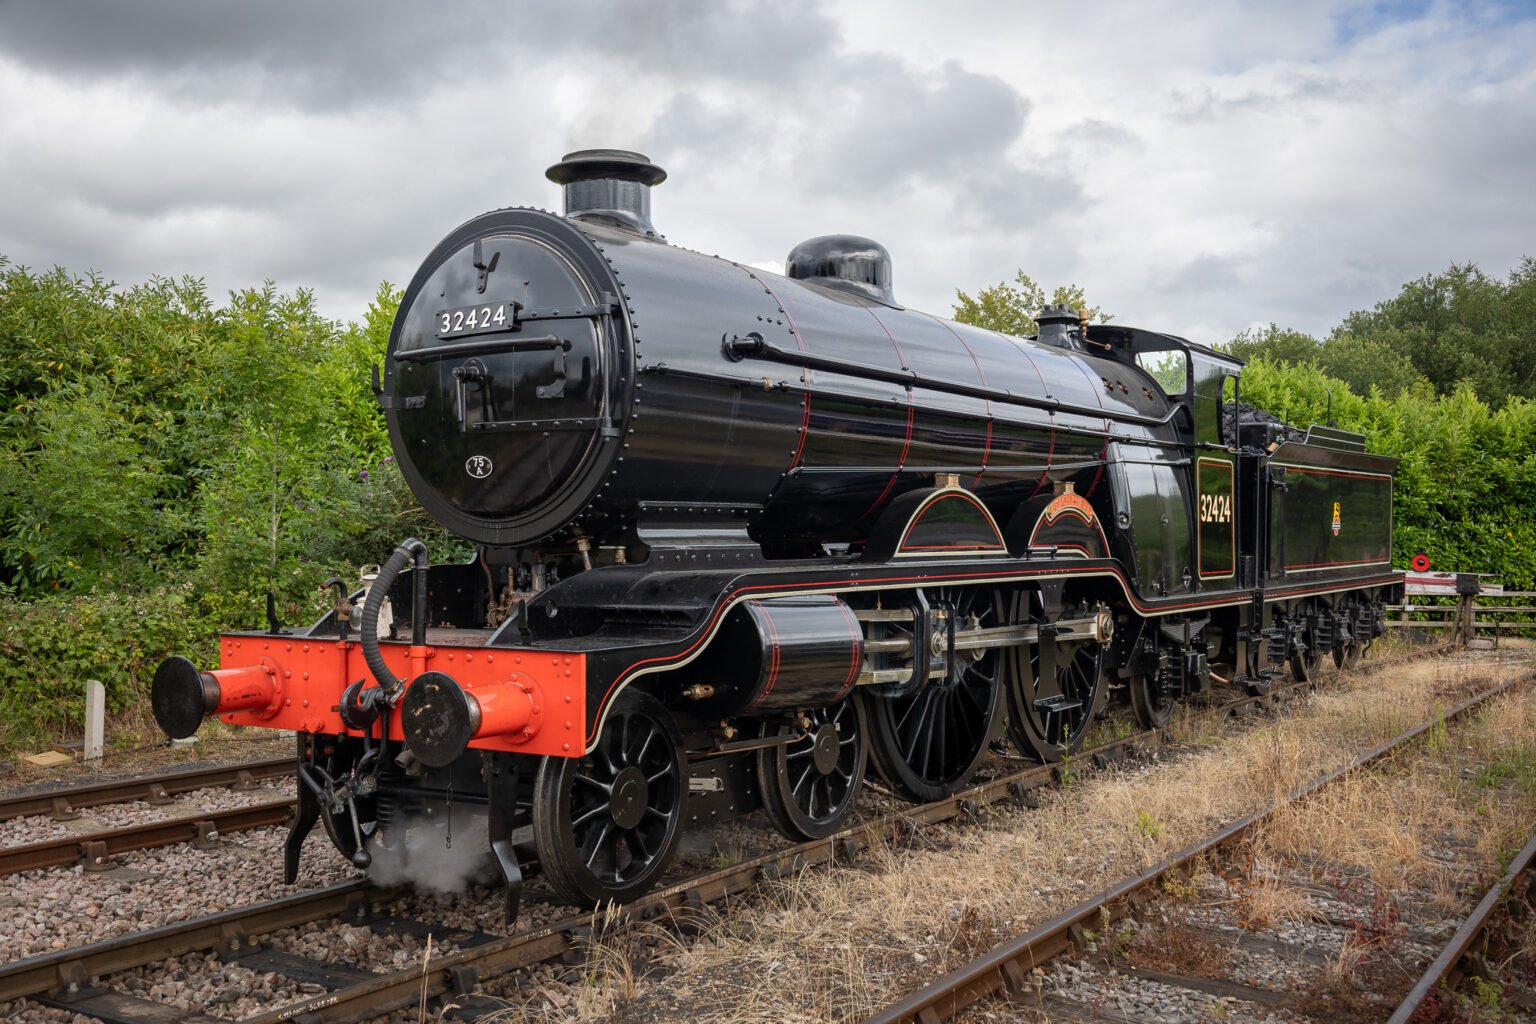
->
1, 0, 1531, 345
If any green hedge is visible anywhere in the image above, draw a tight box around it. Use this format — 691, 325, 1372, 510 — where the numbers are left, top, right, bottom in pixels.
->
1239, 359, 1536, 589
0, 264, 464, 748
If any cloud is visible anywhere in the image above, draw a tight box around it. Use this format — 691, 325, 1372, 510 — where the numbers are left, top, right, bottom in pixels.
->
0, 0, 1531, 348
0, 0, 543, 110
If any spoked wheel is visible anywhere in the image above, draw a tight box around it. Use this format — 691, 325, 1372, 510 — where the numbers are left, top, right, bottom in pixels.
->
757, 696, 868, 840
532, 689, 686, 907
1334, 636, 1362, 670
1001, 589, 1108, 762
1289, 601, 1325, 684
864, 585, 1003, 802
1128, 668, 1176, 730
1333, 600, 1363, 670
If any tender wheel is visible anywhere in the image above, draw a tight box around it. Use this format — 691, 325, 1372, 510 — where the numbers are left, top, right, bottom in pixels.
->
757, 696, 868, 840
1334, 637, 1362, 670
1289, 601, 1325, 684
1127, 668, 1175, 730
1002, 590, 1107, 762
532, 688, 685, 907
1333, 601, 1362, 670
865, 585, 1003, 802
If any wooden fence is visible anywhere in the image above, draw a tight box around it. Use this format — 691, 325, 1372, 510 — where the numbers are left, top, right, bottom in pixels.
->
1388, 591, 1536, 636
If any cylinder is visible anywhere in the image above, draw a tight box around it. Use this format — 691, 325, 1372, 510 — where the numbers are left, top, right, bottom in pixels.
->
674, 595, 863, 718
400, 671, 536, 768
151, 657, 276, 739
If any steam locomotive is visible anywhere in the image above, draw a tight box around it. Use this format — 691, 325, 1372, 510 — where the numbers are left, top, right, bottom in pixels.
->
152, 150, 1401, 916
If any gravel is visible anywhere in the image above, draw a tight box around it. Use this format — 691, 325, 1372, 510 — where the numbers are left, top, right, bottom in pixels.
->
0, 779, 293, 848
0, 821, 357, 962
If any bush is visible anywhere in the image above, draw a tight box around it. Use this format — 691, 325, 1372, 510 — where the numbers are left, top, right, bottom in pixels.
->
0, 267, 468, 745
0, 587, 218, 748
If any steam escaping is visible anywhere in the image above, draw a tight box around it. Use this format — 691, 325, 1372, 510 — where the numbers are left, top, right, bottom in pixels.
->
366, 809, 498, 895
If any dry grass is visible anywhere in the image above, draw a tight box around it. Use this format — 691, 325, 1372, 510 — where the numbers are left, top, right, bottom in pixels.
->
487, 645, 1536, 1023
1224, 863, 1314, 932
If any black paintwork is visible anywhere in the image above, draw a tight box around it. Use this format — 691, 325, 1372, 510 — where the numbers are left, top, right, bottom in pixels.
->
381, 208, 1166, 552
336, 167, 1407, 753
668, 594, 862, 718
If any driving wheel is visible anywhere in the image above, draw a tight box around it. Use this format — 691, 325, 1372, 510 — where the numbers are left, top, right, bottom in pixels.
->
1002, 589, 1108, 762
864, 585, 1003, 802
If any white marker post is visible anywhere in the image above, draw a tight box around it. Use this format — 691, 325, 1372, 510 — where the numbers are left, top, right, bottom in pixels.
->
84, 678, 105, 764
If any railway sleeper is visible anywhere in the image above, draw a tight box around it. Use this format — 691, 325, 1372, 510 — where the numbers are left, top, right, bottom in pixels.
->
39, 988, 230, 1024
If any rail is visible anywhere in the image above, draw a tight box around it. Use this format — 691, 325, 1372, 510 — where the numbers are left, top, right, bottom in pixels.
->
0, 756, 292, 823
1385, 829, 1536, 1023
0, 880, 379, 1003
0, 798, 296, 875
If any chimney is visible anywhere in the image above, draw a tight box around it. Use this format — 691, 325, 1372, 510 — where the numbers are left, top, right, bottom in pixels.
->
545, 149, 667, 239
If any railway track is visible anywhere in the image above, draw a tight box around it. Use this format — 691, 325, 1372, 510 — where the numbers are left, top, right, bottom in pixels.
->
0, 797, 297, 875
0, 723, 1154, 1018
0, 756, 291, 823
861, 666, 1536, 1024
8, 729, 1171, 1023
0, 643, 1461, 1022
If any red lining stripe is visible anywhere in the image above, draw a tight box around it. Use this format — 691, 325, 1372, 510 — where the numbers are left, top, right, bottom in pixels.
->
747, 603, 783, 712
859, 406, 914, 521
1285, 558, 1392, 569
588, 564, 1404, 744
1084, 434, 1109, 498
902, 543, 1009, 551
856, 306, 917, 520
1196, 457, 1236, 579
753, 274, 813, 471
834, 599, 863, 700
790, 395, 812, 470
923, 312, 994, 488
1027, 497, 1111, 557
1274, 465, 1393, 481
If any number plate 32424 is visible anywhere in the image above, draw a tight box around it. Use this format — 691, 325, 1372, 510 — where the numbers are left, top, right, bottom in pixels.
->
436, 303, 515, 338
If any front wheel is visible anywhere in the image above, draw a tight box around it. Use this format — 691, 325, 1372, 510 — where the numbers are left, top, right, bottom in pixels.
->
532, 689, 686, 907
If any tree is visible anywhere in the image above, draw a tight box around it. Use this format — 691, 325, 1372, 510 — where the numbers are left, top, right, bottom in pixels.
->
1334, 262, 1529, 405
952, 270, 1110, 336
1315, 330, 1424, 399
1221, 324, 1321, 366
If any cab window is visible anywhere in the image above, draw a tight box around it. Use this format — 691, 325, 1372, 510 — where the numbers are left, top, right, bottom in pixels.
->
1134, 349, 1189, 396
